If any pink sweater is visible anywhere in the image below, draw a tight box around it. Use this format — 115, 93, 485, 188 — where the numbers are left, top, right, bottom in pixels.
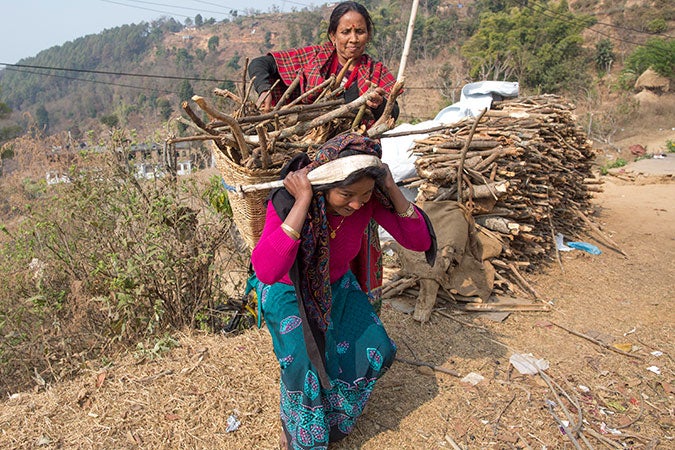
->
251, 199, 432, 285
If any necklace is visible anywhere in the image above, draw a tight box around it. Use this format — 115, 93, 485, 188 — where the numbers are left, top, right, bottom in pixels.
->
328, 215, 346, 239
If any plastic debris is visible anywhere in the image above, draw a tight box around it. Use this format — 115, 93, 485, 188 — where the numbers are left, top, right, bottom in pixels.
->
226, 413, 241, 432
600, 422, 622, 435
578, 385, 590, 393
566, 241, 602, 255
509, 353, 549, 375
612, 342, 633, 352
461, 372, 485, 385
555, 233, 574, 251
651, 351, 663, 357
647, 366, 661, 375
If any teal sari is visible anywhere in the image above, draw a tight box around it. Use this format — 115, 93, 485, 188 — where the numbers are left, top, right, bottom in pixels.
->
250, 270, 396, 449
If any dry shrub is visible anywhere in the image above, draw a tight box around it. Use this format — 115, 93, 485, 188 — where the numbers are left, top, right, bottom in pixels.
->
0, 129, 249, 395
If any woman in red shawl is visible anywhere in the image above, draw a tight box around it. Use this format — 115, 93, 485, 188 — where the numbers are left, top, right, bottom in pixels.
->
249, 2, 401, 312
248, 1, 400, 122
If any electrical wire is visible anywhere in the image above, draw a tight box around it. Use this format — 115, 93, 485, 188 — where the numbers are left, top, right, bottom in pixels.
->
3, 65, 179, 94
0, 62, 237, 84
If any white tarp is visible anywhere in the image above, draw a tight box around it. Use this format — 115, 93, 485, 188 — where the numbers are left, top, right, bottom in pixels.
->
382, 81, 519, 182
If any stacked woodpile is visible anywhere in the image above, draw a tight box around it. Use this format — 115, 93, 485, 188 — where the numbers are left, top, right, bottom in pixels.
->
406, 94, 598, 269
384, 95, 608, 319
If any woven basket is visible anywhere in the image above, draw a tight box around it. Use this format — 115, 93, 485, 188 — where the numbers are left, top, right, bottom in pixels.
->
212, 144, 280, 250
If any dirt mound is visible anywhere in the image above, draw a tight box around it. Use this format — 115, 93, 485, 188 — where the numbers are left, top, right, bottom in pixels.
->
635, 68, 670, 93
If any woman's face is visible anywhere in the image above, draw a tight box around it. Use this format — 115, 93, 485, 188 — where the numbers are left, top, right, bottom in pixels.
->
325, 177, 375, 216
329, 10, 370, 66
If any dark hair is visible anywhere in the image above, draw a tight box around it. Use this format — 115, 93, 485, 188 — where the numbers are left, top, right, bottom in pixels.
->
328, 1, 374, 37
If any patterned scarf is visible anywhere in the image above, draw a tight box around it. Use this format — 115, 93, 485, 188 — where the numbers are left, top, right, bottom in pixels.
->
296, 133, 385, 333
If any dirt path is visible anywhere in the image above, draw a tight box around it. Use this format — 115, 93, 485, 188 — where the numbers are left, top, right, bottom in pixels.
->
330, 177, 674, 449
0, 178, 672, 449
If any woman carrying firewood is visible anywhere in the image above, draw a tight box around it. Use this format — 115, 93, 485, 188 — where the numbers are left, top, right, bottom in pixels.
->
248, 1, 399, 124
249, 1, 402, 316
248, 133, 435, 449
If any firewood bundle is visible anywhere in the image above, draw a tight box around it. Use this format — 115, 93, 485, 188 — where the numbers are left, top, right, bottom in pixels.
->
170, 61, 403, 171
167, 61, 402, 249
406, 94, 599, 270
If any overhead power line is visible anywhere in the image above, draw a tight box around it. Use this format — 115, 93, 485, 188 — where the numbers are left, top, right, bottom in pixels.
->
3, 66, 179, 95
0, 62, 236, 84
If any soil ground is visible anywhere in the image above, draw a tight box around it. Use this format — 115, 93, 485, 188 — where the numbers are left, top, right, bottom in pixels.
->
0, 145, 673, 449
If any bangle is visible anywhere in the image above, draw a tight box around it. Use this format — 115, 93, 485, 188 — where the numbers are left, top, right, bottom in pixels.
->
281, 223, 300, 240
397, 202, 415, 218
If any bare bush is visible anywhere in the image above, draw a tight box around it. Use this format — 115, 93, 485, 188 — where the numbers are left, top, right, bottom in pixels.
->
0, 129, 248, 394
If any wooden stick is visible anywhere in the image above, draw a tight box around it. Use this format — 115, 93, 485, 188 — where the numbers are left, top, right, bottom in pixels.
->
285, 76, 335, 109
369, 79, 405, 132
395, 357, 461, 377
549, 321, 644, 360
444, 434, 463, 450
273, 71, 301, 111
192, 95, 250, 162
455, 303, 550, 312
571, 206, 628, 257
274, 88, 378, 140
583, 427, 624, 449
457, 109, 487, 203
508, 263, 540, 300
213, 87, 242, 104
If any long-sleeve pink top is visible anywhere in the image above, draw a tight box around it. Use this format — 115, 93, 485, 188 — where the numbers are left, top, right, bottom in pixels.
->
251, 199, 431, 285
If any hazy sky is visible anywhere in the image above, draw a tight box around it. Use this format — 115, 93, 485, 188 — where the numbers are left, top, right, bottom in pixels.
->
1, 0, 320, 65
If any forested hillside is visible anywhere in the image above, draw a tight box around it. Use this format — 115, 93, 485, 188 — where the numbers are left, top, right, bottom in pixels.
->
0, 0, 673, 143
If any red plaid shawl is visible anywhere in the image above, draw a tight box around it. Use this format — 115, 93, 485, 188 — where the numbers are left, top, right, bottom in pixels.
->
269, 41, 396, 105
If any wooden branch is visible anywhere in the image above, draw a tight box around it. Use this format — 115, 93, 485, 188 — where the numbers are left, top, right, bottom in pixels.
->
370, 79, 405, 132
394, 357, 461, 377
273, 71, 301, 111
273, 88, 378, 140
571, 206, 627, 257
181, 101, 216, 135
192, 95, 250, 162
508, 263, 540, 300
549, 321, 644, 360
213, 88, 242, 104
457, 109, 487, 203
285, 76, 335, 109
455, 303, 550, 312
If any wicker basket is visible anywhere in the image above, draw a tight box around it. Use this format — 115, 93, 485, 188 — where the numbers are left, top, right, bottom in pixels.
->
212, 144, 280, 250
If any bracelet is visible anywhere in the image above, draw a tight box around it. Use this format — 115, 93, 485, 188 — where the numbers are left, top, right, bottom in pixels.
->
281, 223, 300, 240
397, 202, 415, 218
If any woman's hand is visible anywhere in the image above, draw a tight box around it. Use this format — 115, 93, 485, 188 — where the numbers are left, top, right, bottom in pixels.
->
366, 87, 386, 110
283, 167, 313, 204
381, 163, 418, 219
281, 167, 313, 240
256, 91, 273, 113
381, 163, 397, 193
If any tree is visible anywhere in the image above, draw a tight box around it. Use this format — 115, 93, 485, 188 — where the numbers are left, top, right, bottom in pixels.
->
178, 80, 195, 103
595, 39, 615, 76
156, 98, 173, 121
461, 0, 594, 92
207, 36, 220, 52
0, 96, 10, 120
624, 38, 675, 79
35, 105, 50, 133
195, 14, 203, 28
100, 114, 119, 128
